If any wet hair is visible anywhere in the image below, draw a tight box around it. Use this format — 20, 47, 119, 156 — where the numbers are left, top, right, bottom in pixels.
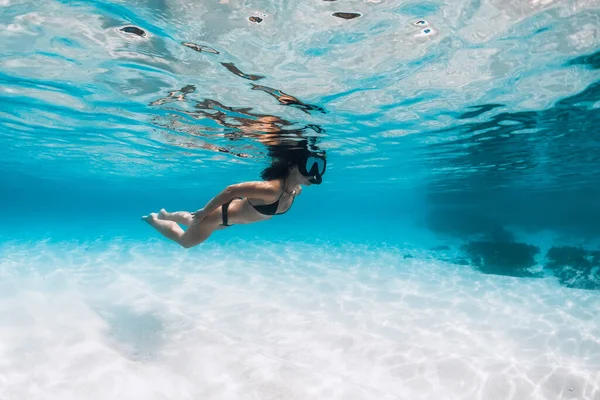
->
260, 139, 327, 181
260, 158, 291, 180
259, 145, 312, 181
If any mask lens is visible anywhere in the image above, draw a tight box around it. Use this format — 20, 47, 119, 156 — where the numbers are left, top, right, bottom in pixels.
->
305, 157, 325, 175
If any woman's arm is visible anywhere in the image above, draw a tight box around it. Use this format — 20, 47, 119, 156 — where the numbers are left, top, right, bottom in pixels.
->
193, 181, 278, 221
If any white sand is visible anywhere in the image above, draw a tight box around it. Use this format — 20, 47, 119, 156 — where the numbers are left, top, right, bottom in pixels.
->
0, 239, 598, 399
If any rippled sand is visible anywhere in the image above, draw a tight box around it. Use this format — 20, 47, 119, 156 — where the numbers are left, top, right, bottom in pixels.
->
0, 239, 599, 399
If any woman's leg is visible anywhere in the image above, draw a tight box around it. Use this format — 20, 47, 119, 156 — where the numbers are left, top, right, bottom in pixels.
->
143, 207, 222, 248
157, 208, 193, 226
143, 214, 185, 242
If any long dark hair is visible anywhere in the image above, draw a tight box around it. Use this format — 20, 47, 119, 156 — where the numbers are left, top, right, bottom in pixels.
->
259, 129, 329, 181
260, 143, 318, 181
260, 158, 290, 180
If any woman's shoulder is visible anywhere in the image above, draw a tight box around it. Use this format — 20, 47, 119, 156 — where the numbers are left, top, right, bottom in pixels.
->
262, 177, 285, 187
233, 179, 282, 201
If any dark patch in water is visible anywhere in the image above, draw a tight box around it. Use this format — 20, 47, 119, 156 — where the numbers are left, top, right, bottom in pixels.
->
547, 246, 589, 267
181, 41, 220, 54
119, 26, 146, 37
567, 50, 600, 70
430, 245, 450, 251
454, 240, 600, 289
462, 241, 540, 277
251, 84, 326, 115
249, 16, 263, 24
404, 254, 414, 259
332, 12, 361, 20
545, 246, 600, 290
221, 62, 265, 81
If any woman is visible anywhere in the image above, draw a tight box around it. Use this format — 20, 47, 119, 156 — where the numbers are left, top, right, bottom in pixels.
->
142, 150, 326, 248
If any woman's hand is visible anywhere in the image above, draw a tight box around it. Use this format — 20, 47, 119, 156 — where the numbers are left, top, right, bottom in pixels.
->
192, 208, 208, 224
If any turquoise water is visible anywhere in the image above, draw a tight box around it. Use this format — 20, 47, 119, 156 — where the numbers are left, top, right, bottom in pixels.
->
1, 0, 600, 398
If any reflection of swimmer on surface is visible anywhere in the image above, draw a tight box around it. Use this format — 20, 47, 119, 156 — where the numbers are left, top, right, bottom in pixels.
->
250, 84, 326, 114
150, 87, 325, 162
142, 148, 327, 248
164, 136, 252, 159
149, 85, 196, 106
220, 62, 265, 81
178, 97, 324, 148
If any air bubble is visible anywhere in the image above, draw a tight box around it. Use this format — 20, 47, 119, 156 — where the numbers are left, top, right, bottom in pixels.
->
415, 27, 436, 37
414, 19, 427, 26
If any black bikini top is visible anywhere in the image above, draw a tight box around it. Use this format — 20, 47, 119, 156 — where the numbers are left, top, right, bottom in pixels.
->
249, 179, 295, 216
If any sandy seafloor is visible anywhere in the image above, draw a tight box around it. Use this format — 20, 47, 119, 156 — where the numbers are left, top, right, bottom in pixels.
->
1, 234, 599, 400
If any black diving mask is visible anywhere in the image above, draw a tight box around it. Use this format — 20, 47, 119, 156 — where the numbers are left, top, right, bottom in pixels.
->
299, 155, 326, 184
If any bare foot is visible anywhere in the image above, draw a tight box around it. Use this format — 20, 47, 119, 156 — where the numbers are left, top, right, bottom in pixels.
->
141, 213, 158, 225
158, 208, 168, 220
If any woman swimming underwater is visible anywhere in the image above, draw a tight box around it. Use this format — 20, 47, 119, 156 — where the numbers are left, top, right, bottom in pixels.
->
142, 150, 326, 248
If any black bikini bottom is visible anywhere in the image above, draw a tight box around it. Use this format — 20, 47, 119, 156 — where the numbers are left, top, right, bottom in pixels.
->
221, 197, 242, 227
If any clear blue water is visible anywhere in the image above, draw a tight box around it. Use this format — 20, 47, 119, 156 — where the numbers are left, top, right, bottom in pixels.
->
1, 0, 600, 398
